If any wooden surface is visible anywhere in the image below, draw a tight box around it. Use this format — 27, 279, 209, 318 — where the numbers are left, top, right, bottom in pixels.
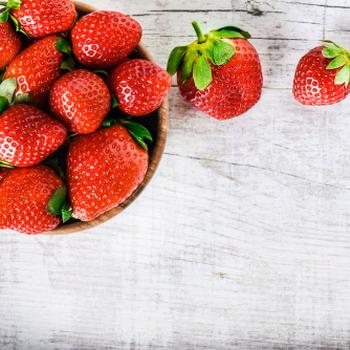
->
2, 0, 350, 348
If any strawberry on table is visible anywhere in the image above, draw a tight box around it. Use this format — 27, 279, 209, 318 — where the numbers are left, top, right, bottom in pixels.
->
0, 104, 67, 167
167, 21, 263, 120
4, 35, 64, 105
0, 0, 76, 38
0, 166, 64, 234
50, 69, 111, 134
110, 59, 171, 117
0, 22, 21, 70
293, 41, 350, 106
71, 11, 142, 69
67, 123, 150, 222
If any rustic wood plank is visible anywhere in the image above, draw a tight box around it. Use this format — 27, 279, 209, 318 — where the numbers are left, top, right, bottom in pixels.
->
2, 0, 350, 349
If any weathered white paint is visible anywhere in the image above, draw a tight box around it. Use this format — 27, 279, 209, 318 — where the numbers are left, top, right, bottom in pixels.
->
2, 0, 350, 349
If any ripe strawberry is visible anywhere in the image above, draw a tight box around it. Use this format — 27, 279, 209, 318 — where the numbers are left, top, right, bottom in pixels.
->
110, 59, 171, 116
293, 41, 350, 106
167, 22, 263, 120
0, 104, 67, 167
50, 69, 111, 134
67, 123, 149, 222
0, 22, 21, 70
0, 0, 76, 38
71, 11, 142, 69
4, 35, 64, 105
0, 166, 64, 234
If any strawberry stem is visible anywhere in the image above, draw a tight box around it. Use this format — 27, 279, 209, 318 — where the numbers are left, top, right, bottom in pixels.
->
0, 2, 7, 5
192, 21, 206, 44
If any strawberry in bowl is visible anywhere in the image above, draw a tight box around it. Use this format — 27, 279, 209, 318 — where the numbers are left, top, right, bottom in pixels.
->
0, 2, 170, 235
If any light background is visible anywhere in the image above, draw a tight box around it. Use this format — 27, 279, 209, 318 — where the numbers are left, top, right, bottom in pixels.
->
2, 0, 350, 349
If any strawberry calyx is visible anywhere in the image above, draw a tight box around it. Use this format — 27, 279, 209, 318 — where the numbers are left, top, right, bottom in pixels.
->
56, 37, 77, 72
47, 186, 73, 223
0, 0, 21, 22
167, 21, 251, 90
322, 40, 350, 86
0, 78, 31, 114
103, 118, 153, 151
0, 0, 28, 36
0, 160, 14, 169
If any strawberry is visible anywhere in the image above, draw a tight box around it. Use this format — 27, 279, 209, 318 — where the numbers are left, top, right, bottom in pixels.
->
4, 35, 64, 105
109, 59, 171, 117
50, 69, 111, 134
0, 166, 64, 234
0, 104, 67, 167
0, 0, 76, 38
293, 41, 350, 106
67, 123, 150, 222
71, 11, 142, 69
167, 22, 263, 120
0, 22, 21, 70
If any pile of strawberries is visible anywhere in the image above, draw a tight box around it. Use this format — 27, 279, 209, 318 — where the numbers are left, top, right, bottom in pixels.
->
0, 0, 171, 234
1, 1, 349, 235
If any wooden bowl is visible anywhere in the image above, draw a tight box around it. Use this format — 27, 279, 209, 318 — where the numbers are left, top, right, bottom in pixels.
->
49, 1, 169, 234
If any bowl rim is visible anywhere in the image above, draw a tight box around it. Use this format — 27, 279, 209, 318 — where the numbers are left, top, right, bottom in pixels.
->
49, 1, 169, 235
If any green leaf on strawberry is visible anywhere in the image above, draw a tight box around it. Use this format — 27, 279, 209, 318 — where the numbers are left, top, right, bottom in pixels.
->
60, 57, 76, 71
322, 40, 350, 86
216, 26, 251, 39
0, 0, 21, 23
9, 14, 27, 36
0, 159, 14, 168
335, 65, 350, 85
208, 39, 236, 65
167, 21, 251, 91
61, 202, 73, 223
0, 78, 32, 112
14, 93, 31, 104
5, 0, 21, 9
111, 95, 119, 108
93, 70, 109, 78
193, 54, 212, 91
48, 186, 73, 223
56, 37, 72, 55
0, 8, 10, 22
0, 96, 8, 114
167, 46, 187, 76
120, 119, 153, 151
0, 78, 17, 103
48, 187, 67, 216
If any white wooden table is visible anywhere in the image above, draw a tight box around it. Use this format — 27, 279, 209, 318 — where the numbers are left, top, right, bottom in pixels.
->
2, 0, 350, 348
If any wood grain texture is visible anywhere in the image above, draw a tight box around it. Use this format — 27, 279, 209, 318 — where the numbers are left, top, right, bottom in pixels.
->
2, 0, 350, 349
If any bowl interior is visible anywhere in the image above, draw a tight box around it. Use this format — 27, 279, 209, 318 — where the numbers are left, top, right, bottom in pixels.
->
50, 1, 168, 234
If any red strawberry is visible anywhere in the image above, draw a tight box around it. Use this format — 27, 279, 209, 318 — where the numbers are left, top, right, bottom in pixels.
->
167, 22, 263, 120
4, 35, 64, 105
71, 11, 142, 69
0, 104, 67, 167
110, 59, 171, 116
0, 0, 76, 38
0, 22, 21, 70
50, 69, 111, 134
67, 123, 149, 222
293, 42, 350, 106
0, 166, 64, 234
